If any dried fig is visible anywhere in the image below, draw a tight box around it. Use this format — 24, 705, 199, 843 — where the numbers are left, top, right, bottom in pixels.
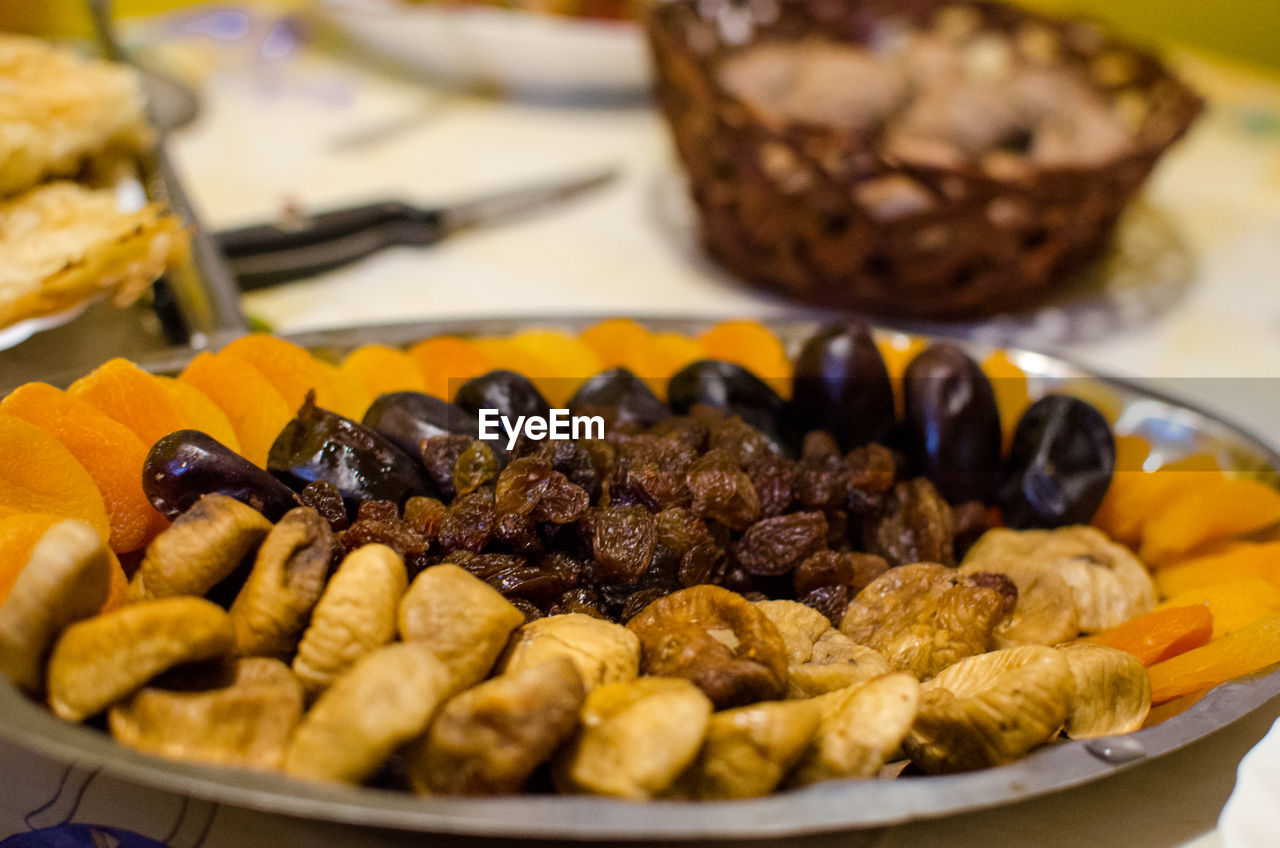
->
398, 563, 524, 691
553, 677, 712, 800
959, 556, 1080, 647
285, 642, 452, 784
499, 613, 640, 692
627, 585, 788, 707
292, 543, 406, 695
129, 493, 272, 601
407, 656, 586, 795
904, 645, 1075, 773
47, 597, 235, 722
0, 519, 112, 695
230, 507, 333, 659
788, 672, 921, 786
668, 699, 821, 799
1058, 642, 1151, 738
962, 526, 1156, 631
840, 562, 1009, 679
108, 657, 303, 770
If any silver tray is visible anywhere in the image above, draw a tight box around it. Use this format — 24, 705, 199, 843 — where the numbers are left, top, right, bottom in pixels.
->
3, 316, 1279, 843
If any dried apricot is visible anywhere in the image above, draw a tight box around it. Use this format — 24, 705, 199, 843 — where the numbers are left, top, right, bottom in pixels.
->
876, 334, 926, 416
1083, 604, 1213, 665
1147, 614, 1280, 704
408, 336, 494, 400
68, 357, 189, 447
0, 415, 109, 540
1091, 456, 1221, 547
1155, 541, 1280, 597
1140, 477, 1280, 565
178, 352, 293, 467
1, 383, 166, 552
339, 344, 427, 399
980, 350, 1030, 449
220, 334, 369, 419
579, 319, 654, 371
506, 330, 603, 406
698, 321, 791, 398
1142, 687, 1210, 727
154, 376, 241, 455
1156, 578, 1280, 638
643, 334, 705, 398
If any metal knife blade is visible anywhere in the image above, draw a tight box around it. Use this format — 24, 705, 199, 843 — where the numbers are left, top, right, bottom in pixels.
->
215, 165, 619, 291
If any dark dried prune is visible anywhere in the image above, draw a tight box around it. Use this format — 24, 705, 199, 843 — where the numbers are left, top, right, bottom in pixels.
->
788, 322, 895, 451
568, 368, 671, 430
686, 449, 761, 531
268, 393, 431, 517
299, 480, 349, 531
864, 478, 955, 567
361, 392, 482, 458
745, 455, 796, 518
143, 430, 300, 521
588, 506, 657, 585
454, 439, 498, 496
997, 395, 1115, 529
403, 496, 446, 539
903, 343, 1002, 504
799, 583, 849, 626
733, 512, 828, 576
668, 360, 786, 445
437, 489, 496, 553
455, 370, 551, 424
793, 550, 890, 596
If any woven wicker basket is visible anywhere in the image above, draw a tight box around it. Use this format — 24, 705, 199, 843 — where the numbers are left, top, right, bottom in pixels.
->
647, 0, 1202, 319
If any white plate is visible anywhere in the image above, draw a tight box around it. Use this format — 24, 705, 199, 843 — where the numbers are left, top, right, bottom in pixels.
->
317, 0, 651, 98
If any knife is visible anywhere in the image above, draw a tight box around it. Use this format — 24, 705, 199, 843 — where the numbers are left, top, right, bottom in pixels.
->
213, 167, 618, 290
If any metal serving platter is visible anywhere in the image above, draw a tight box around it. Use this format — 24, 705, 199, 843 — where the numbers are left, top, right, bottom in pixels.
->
3, 316, 1279, 843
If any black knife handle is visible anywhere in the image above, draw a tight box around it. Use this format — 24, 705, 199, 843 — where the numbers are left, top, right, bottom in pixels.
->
215, 201, 445, 290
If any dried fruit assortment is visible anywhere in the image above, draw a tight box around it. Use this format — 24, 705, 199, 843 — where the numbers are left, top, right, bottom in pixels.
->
3, 320, 1280, 801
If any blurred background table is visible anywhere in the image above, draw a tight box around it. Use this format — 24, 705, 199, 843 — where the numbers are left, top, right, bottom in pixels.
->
3, 2, 1280, 846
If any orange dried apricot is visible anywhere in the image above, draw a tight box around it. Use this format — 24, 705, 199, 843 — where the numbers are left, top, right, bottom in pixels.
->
643, 333, 706, 399
579, 319, 653, 372
1140, 477, 1280, 566
1156, 578, 1280, 639
408, 336, 494, 401
507, 330, 603, 406
1091, 456, 1223, 548
0, 415, 109, 541
155, 376, 241, 454
697, 320, 791, 398
68, 357, 189, 448
339, 344, 427, 400
1156, 543, 1280, 600
1083, 604, 1213, 666
220, 334, 369, 420
1147, 614, 1280, 704
179, 351, 293, 468
1, 383, 166, 553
